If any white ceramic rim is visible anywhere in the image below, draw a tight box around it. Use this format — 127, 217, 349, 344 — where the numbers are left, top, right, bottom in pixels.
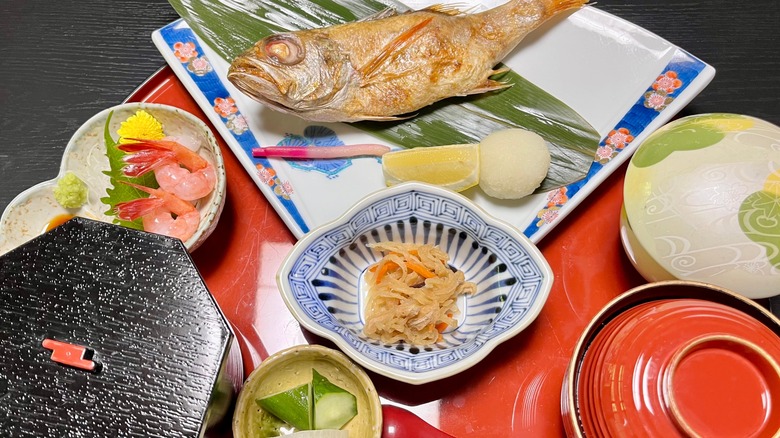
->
276, 182, 554, 384
232, 344, 383, 438
0, 102, 226, 253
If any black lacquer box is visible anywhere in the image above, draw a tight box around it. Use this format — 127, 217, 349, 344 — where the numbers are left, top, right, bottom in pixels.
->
0, 217, 241, 437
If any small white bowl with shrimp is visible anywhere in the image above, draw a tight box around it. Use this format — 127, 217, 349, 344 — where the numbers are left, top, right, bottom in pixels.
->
0, 102, 226, 254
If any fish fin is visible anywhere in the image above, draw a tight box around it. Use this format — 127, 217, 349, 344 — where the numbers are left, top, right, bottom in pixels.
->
358, 17, 433, 82
490, 67, 511, 76
356, 7, 398, 21
421, 4, 466, 16
463, 79, 512, 95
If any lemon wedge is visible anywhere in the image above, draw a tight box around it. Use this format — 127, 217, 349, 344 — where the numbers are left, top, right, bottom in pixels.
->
381, 143, 479, 192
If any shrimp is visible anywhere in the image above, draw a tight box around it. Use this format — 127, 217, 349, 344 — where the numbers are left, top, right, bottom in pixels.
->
114, 183, 200, 242
119, 138, 216, 201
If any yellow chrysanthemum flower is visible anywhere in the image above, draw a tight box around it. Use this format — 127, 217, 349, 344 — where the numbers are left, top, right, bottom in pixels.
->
117, 110, 165, 144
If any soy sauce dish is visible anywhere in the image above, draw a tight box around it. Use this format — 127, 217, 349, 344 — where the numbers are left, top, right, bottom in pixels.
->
0, 102, 226, 254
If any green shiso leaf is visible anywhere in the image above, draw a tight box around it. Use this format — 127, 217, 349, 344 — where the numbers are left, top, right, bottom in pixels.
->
100, 111, 159, 230
168, 0, 600, 191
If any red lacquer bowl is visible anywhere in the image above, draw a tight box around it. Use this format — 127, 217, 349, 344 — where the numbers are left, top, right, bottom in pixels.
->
564, 280, 780, 438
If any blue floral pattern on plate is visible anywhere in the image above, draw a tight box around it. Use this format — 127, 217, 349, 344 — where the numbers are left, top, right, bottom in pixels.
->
151, 7, 715, 243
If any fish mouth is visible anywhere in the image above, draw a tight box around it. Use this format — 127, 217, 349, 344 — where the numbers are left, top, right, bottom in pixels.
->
227, 58, 291, 110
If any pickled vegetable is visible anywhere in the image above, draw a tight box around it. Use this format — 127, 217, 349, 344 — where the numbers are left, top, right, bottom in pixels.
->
255, 368, 358, 434
312, 369, 357, 430
257, 382, 312, 430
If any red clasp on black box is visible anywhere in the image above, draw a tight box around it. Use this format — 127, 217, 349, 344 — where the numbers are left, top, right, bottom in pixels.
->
42, 339, 97, 371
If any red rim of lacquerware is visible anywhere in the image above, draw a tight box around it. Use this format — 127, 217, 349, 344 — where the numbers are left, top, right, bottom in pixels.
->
602, 299, 780, 436
664, 334, 780, 437
564, 280, 780, 438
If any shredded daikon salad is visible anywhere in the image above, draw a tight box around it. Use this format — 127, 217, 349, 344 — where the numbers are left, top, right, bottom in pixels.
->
363, 241, 477, 345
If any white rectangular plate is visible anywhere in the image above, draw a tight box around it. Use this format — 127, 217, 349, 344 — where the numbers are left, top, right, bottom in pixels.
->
152, 3, 715, 243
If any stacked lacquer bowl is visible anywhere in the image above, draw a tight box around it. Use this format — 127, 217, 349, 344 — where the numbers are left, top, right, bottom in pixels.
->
563, 281, 780, 437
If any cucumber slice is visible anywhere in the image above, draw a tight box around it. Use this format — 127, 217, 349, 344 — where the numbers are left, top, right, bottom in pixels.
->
256, 383, 312, 430
311, 369, 357, 430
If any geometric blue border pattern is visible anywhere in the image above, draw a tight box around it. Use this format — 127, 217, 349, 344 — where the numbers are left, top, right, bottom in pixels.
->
284, 188, 551, 375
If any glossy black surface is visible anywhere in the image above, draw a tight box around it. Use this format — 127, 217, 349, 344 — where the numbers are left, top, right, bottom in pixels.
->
0, 218, 231, 436
0, 1, 778, 434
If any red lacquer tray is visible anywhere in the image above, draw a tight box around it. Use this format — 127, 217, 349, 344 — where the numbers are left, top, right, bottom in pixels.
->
127, 65, 647, 437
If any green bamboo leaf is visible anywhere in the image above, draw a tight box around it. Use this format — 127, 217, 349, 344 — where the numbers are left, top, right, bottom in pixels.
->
169, 0, 406, 60
167, 0, 600, 191
100, 111, 159, 230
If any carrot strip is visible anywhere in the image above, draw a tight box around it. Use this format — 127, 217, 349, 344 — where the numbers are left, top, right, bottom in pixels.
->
435, 322, 448, 332
375, 261, 398, 284
406, 260, 436, 278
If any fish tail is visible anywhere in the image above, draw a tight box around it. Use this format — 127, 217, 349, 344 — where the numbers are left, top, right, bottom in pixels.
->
119, 181, 195, 216
122, 138, 207, 172
544, 0, 587, 15
122, 150, 177, 177
119, 138, 179, 152
481, 0, 586, 53
119, 139, 177, 176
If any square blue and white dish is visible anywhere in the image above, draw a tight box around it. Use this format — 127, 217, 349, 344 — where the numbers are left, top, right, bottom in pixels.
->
276, 182, 554, 384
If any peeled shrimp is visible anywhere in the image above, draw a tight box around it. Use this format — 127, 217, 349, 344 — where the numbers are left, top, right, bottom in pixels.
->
115, 183, 200, 242
119, 138, 216, 201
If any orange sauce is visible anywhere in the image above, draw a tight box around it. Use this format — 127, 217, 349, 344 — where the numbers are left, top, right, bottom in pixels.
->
45, 214, 75, 232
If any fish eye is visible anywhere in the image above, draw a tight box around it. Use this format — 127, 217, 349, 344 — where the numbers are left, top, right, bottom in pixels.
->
263, 35, 305, 66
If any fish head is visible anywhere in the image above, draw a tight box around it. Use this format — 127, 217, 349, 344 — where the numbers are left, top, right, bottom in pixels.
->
227, 32, 354, 119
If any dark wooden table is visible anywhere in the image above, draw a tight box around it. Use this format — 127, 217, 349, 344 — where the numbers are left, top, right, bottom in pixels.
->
1, 1, 779, 435
1, 0, 778, 214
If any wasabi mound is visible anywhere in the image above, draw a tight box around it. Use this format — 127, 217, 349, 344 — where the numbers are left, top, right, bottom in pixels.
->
53, 171, 88, 208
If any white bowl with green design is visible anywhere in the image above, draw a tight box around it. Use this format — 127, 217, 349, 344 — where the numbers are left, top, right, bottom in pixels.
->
622, 113, 780, 299
0, 103, 226, 254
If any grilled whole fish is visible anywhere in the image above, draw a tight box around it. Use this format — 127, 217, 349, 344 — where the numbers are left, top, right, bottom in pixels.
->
227, 0, 586, 122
